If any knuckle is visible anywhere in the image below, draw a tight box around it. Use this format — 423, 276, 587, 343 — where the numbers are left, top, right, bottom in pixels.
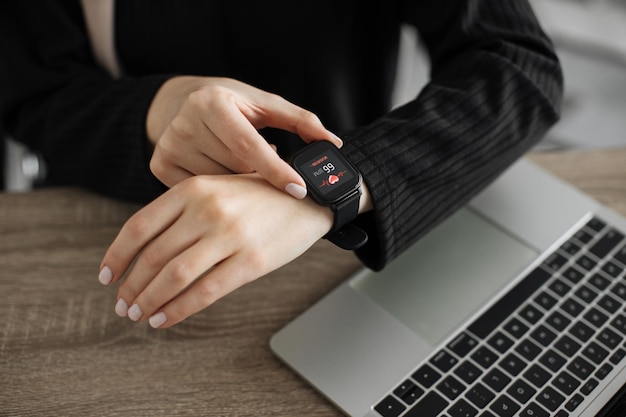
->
297, 109, 322, 128
168, 115, 193, 141
123, 212, 151, 240
178, 175, 209, 195
139, 246, 164, 270
166, 261, 193, 288
195, 280, 221, 305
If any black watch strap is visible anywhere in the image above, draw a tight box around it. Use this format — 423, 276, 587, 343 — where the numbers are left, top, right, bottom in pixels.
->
323, 189, 368, 250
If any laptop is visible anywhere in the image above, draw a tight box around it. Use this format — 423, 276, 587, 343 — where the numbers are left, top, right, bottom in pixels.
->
271, 157, 626, 417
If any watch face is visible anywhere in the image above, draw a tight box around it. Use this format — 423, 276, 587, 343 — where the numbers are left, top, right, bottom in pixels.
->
291, 141, 360, 203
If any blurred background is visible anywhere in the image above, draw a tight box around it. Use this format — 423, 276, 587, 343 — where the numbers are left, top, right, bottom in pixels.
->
3, 0, 626, 191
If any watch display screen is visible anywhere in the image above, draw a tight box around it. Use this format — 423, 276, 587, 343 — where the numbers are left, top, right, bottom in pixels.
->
292, 142, 360, 202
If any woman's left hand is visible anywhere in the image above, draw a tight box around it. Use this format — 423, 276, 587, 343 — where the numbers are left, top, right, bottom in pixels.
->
98, 173, 333, 328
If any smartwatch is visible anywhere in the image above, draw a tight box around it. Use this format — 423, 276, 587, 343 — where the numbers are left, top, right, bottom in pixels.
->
290, 141, 368, 250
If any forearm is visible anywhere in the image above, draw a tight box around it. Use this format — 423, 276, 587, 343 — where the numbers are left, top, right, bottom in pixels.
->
344, 0, 563, 270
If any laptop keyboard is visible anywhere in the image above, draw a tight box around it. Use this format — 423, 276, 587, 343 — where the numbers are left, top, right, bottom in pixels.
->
374, 216, 626, 417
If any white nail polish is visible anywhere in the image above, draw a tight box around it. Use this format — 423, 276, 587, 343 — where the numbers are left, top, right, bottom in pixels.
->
149, 312, 167, 329
115, 298, 128, 317
128, 304, 142, 321
285, 183, 307, 199
331, 133, 344, 147
98, 266, 113, 285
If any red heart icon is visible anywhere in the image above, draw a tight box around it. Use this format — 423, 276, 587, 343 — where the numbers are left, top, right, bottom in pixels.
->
328, 175, 339, 184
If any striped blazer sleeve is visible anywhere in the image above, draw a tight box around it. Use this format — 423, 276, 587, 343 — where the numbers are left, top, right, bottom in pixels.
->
343, 0, 563, 270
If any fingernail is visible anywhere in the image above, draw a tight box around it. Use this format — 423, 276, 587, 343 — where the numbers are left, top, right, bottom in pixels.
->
149, 312, 167, 328
285, 183, 307, 199
128, 303, 142, 321
330, 133, 343, 147
115, 298, 128, 317
98, 266, 113, 285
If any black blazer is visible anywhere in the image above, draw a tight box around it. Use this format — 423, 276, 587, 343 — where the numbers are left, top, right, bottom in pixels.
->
0, 0, 563, 269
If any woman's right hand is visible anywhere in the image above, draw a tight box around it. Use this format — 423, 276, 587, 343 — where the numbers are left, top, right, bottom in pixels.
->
146, 76, 342, 199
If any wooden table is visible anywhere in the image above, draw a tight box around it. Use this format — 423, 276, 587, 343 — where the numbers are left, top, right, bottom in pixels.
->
1, 149, 625, 416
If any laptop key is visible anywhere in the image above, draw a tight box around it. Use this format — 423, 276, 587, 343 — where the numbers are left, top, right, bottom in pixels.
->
560, 239, 581, 256
531, 325, 557, 347
488, 332, 513, 353
583, 307, 608, 328
589, 273, 611, 291
554, 335, 581, 357
519, 402, 549, 417
431, 350, 458, 373
552, 370, 580, 395
537, 386, 565, 411
582, 341, 609, 364
565, 393, 584, 412
586, 217, 607, 233
598, 294, 620, 314
567, 356, 595, 380
595, 363, 613, 380
561, 298, 585, 318
576, 255, 597, 271
615, 244, 626, 266
506, 379, 535, 403
393, 380, 423, 405
546, 311, 571, 332
539, 349, 566, 372
574, 285, 598, 304
465, 382, 495, 408
437, 375, 465, 400
471, 346, 499, 369
544, 253, 568, 272
611, 314, 626, 334
589, 228, 625, 259
448, 332, 479, 358
515, 339, 542, 361
534, 292, 558, 311
548, 278, 571, 297
602, 260, 622, 278
610, 282, 626, 301
483, 368, 511, 392
609, 348, 626, 364
574, 229, 593, 244
448, 398, 477, 417
524, 364, 551, 388
412, 363, 442, 388
503, 317, 528, 339
570, 321, 594, 342
454, 361, 482, 384
498, 353, 526, 376
374, 395, 406, 417
403, 391, 448, 417
489, 395, 519, 417
519, 304, 543, 325
580, 378, 599, 396
597, 327, 621, 349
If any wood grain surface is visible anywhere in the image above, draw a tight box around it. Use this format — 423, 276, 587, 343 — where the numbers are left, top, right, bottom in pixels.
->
1, 149, 625, 416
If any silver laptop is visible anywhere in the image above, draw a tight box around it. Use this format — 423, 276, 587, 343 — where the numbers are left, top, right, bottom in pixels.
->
271, 158, 626, 417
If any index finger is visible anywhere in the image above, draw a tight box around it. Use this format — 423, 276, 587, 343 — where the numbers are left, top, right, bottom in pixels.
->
205, 101, 313, 199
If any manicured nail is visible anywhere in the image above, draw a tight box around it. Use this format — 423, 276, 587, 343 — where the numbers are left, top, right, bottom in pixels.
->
285, 183, 307, 199
115, 298, 128, 317
128, 303, 142, 321
149, 312, 167, 329
98, 266, 113, 285
330, 133, 344, 147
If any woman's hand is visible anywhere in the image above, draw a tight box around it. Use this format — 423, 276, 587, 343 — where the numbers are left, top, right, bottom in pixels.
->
146, 76, 342, 199
97, 173, 334, 328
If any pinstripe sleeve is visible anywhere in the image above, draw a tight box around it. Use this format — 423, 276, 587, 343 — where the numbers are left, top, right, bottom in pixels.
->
342, 0, 563, 270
